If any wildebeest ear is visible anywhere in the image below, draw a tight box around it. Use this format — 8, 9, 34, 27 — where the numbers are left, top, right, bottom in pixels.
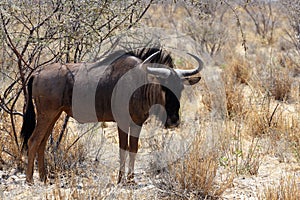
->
182, 76, 201, 85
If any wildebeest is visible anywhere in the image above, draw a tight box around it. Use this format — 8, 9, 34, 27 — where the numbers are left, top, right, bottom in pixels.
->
20, 48, 203, 184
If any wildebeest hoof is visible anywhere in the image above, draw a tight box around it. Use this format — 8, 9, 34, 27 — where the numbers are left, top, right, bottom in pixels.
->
26, 179, 34, 186
39, 175, 47, 183
126, 179, 136, 186
126, 173, 136, 185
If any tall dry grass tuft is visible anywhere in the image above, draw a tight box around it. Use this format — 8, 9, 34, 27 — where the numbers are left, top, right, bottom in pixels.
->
277, 52, 300, 77
222, 56, 252, 118
268, 68, 293, 101
224, 83, 245, 119
0, 113, 23, 170
45, 117, 87, 180
259, 176, 300, 200
218, 118, 264, 176
243, 97, 276, 138
223, 56, 252, 85
255, 62, 294, 102
156, 132, 233, 199
287, 117, 300, 161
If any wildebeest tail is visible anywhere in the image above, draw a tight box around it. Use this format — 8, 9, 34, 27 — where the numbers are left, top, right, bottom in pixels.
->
20, 76, 36, 151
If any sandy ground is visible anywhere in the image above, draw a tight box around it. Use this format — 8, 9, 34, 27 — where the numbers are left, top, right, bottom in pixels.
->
1, 119, 300, 200
1, 86, 300, 199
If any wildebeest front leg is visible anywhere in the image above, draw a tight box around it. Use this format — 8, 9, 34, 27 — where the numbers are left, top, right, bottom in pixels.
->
127, 125, 142, 183
117, 126, 129, 184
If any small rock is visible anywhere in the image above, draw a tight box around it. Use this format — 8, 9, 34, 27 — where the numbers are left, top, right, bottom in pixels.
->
18, 174, 26, 179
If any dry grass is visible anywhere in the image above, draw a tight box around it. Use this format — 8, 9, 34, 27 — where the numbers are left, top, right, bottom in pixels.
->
0, 111, 88, 179
1, 2, 300, 199
223, 56, 252, 85
223, 75, 246, 119
260, 176, 300, 200
287, 117, 300, 161
266, 67, 293, 101
0, 113, 23, 171
154, 132, 233, 199
46, 171, 107, 200
41, 117, 99, 182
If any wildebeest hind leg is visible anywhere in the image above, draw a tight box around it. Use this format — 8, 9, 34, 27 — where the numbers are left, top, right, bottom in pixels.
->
37, 111, 62, 182
117, 126, 129, 184
26, 111, 61, 183
127, 125, 141, 183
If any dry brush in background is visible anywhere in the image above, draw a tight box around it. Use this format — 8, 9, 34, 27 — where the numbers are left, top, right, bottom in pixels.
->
1, 0, 300, 199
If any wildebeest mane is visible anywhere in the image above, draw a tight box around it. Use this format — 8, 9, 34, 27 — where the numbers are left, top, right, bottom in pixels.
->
94, 48, 174, 69
127, 48, 174, 68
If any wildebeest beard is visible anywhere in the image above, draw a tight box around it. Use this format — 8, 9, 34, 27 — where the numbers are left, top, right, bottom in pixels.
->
163, 86, 181, 128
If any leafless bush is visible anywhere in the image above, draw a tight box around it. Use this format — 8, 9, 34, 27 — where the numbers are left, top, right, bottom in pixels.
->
183, 0, 229, 56
258, 66, 293, 102
281, 0, 300, 55
0, 0, 152, 165
241, 0, 277, 44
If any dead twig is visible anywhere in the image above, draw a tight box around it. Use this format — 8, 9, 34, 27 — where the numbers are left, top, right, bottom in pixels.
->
268, 103, 280, 127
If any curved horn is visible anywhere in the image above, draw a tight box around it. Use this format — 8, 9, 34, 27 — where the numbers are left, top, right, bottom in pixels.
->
174, 53, 204, 77
142, 51, 160, 64
146, 66, 171, 78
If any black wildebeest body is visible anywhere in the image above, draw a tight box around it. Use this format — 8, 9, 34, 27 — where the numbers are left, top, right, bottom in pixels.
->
20, 48, 203, 184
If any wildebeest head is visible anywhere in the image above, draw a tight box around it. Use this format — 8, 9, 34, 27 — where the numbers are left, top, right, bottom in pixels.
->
138, 50, 203, 128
